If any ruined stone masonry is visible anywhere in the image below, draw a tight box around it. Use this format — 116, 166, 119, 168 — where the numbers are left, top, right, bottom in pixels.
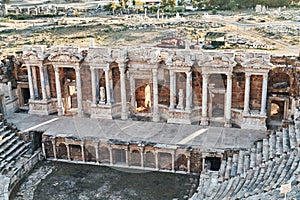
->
21, 45, 300, 130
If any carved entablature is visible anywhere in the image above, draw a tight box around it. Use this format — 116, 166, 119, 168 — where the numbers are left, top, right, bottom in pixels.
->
165, 51, 194, 69
242, 58, 273, 73
85, 48, 113, 66
48, 52, 82, 64
22, 45, 46, 64
199, 52, 236, 74
128, 47, 161, 64
22, 51, 45, 65
114, 48, 128, 64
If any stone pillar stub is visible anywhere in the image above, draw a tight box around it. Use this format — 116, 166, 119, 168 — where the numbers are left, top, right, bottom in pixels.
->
201, 73, 209, 126
54, 66, 64, 115
152, 68, 159, 122
119, 63, 128, 120
26, 65, 35, 100
39, 64, 47, 100
104, 64, 111, 105
185, 71, 192, 112
260, 74, 268, 115
225, 73, 232, 127
75, 67, 83, 117
243, 73, 251, 115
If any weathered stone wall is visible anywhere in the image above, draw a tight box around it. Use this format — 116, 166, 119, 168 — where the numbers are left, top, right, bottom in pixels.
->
250, 75, 262, 110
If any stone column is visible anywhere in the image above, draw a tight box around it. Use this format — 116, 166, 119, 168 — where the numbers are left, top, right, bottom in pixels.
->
187, 156, 191, 174
32, 66, 39, 98
185, 71, 192, 112
39, 65, 47, 100
225, 73, 232, 127
95, 143, 99, 163
260, 74, 268, 115
81, 142, 85, 162
90, 67, 97, 105
171, 152, 175, 172
66, 144, 70, 160
201, 73, 209, 125
44, 67, 51, 99
243, 73, 251, 115
119, 64, 128, 120
41, 142, 46, 158
141, 150, 144, 168
152, 69, 159, 122
155, 151, 159, 170
125, 149, 129, 166
169, 70, 175, 110
109, 147, 113, 165
104, 65, 111, 105
27, 65, 35, 99
7, 82, 12, 100
75, 67, 83, 117
54, 67, 64, 115
51, 139, 57, 159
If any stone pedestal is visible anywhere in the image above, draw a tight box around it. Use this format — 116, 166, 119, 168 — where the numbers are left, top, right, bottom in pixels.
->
90, 103, 113, 119
29, 99, 58, 115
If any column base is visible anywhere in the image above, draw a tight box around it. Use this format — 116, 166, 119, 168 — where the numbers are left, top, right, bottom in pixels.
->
224, 120, 232, 128
77, 110, 83, 117
153, 113, 160, 122
57, 107, 64, 116
200, 117, 209, 126
121, 112, 128, 120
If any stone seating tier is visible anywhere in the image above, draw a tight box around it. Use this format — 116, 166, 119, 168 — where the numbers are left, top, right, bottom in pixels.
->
192, 123, 300, 199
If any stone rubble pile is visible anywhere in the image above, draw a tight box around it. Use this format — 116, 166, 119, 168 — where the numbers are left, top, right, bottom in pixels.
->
191, 122, 300, 199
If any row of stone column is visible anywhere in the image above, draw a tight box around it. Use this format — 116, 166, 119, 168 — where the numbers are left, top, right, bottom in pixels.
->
54, 66, 83, 116
26, 64, 51, 101
243, 73, 268, 115
169, 70, 192, 112
200, 73, 232, 126
44, 141, 191, 173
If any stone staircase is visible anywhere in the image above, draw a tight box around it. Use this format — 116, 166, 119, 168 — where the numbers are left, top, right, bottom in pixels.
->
0, 119, 31, 175
191, 122, 300, 199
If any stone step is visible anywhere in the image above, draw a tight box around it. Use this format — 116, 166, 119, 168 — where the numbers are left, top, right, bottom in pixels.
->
0, 125, 7, 133
0, 130, 11, 140
0, 132, 15, 148
5, 143, 30, 162
0, 136, 18, 156
0, 140, 24, 161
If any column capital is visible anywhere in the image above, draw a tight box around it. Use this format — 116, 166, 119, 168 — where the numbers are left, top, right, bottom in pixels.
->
202, 72, 209, 78
74, 66, 80, 73
53, 66, 60, 73
245, 72, 251, 78
263, 73, 268, 79
152, 68, 158, 74
226, 72, 233, 78
186, 71, 192, 77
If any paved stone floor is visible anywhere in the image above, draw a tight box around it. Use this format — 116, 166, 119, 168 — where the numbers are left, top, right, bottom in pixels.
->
7, 113, 265, 150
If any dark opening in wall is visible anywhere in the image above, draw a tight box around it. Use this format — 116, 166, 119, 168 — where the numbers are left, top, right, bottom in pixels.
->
205, 157, 221, 171
30, 131, 43, 152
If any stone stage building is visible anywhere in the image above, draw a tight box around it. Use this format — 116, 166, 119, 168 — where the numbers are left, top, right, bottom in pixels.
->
20, 45, 300, 130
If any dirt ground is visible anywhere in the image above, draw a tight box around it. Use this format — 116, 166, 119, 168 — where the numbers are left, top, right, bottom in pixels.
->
12, 161, 198, 200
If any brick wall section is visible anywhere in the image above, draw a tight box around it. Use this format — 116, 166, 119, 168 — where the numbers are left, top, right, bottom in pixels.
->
232, 73, 245, 109
112, 66, 121, 103
48, 65, 56, 98
158, 69, 170, 106
80, 65, 92, 101
250, 75, 262, 110
192, 71, 202, 107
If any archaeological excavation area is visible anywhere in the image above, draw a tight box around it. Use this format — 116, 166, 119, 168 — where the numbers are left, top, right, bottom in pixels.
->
0, 44, 300, 199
